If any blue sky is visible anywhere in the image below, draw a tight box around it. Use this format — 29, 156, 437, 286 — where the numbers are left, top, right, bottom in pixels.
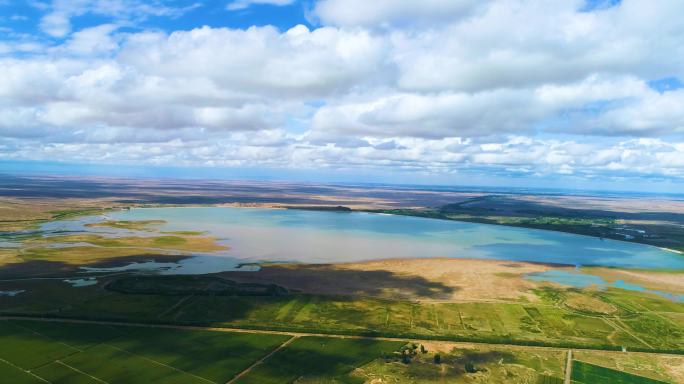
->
1, 0, 684, 192
1, 0, 311, 36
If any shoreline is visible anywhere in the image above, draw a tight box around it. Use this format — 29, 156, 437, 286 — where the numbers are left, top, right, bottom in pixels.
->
659, 247, 684, 255
300, 256, 577, 270
124, 204, 684, 258
45, 205, 683, 276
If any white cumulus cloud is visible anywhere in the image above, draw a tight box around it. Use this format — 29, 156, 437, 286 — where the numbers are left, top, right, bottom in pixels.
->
1, 0, 684, 184
226, 0, 296, 11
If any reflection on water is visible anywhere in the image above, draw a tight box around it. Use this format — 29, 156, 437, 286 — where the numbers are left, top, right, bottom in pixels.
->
26, 207, 683, 289
47, 242, 95, 248
527, 269, 684, 302
79, 255, 257, 275
526, 269, 605, 288
0, 290, 25, 297
64, 277, 98, 287
98, 207, 684, 269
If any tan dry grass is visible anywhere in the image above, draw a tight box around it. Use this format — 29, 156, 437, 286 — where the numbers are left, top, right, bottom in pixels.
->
33, 234, 228, 253
224, 258, 553, 302
662, 355, 684, 384
334, 258, 552, 302
0, 197, 118, 231
564, 292, 617, 314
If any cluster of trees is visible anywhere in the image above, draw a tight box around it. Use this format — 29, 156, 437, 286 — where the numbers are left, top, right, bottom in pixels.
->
390, 343, 428, 364
390, 343, 481, 373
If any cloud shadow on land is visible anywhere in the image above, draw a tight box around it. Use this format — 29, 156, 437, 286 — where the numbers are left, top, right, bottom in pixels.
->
0, 254, 186, 279
0, 257, 457, 329
218, 264, 458, 300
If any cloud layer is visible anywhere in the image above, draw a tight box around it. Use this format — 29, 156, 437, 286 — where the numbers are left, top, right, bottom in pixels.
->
1, 0, 684, 185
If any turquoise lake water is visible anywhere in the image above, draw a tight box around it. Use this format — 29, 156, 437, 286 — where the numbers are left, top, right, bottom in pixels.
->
85, 207, 684, 270
527, 269, 684, 302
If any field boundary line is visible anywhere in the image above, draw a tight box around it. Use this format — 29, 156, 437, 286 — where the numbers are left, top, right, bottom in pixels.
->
29, 350, 83, 372
2, 315, 681, 356
56, 360, 109, 384
604, 317, 654, 349
646, 310, 683, 330
457, 309, 465, 330
227, 336, 297, 384
9, 320, 85, 353
104, 344, 215, 384
157, 294, 195, 319
570, 359, 671, 384
0, 357, 50, 383
563, 350, 572, 384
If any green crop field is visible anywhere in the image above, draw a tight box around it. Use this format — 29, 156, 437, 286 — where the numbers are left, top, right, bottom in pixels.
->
1, 276, 683, 352
106, 327, 290, 383
0, 319, 290, 384
572, 349, 684, 383
0, 359, 45, 384
54, 343, 208, 384
233, 336, 404, 384
571, 361, 669, 384
33, 361, 103, 384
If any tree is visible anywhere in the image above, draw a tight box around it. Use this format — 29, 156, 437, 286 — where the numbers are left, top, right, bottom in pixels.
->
420, 344, 427, 354
465, 362, 477, 373
434, 354, 441, 364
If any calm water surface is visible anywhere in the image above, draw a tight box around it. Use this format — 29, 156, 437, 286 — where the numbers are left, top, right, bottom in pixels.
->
86, 207, 684, 269
527, 269, 684, 302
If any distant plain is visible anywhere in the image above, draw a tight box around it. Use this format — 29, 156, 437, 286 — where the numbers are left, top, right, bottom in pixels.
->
1, 175, 683, 383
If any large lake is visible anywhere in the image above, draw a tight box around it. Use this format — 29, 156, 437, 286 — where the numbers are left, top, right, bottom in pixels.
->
85, 207, 684, 269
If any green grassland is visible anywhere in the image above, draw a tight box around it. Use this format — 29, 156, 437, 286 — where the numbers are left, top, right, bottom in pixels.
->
571, 360, 668, 384
108, 275, 288, 296
1, 276, 683, 354
28, 233, 227, 253
85, 220, 166, 230
16, 246, 177, 266
353, 345, 566, 384
81, 218, 206, 237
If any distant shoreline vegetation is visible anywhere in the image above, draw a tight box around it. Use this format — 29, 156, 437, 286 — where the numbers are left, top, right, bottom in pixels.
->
360, 207, 684, 254
283, 205, 352, 212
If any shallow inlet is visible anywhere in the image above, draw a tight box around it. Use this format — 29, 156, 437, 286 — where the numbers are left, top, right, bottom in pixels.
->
526, 269, 684, 302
